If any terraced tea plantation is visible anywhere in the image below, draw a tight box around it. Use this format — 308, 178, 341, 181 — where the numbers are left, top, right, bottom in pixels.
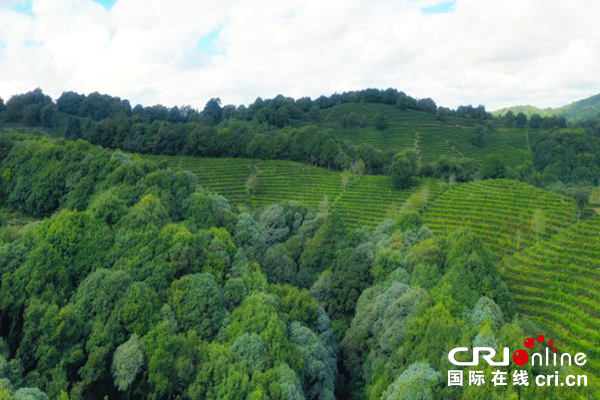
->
423, 179, 579, 259
303, 102, 540, 166
422, 178, 598, 378
502, 215, 600, 375
143, 154, 444, 229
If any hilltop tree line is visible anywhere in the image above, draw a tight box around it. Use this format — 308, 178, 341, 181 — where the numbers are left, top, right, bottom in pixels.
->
1, 135, 592, 399
0, 89, 57, 128
499, 110, 567, 130
0, 88, 576, 136
0, 88, 491, 129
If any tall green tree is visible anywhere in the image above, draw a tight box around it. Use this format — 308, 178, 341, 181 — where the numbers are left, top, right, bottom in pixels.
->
515, 112, 527, 128
112, 334, 144, 396
168, 273, 227, 340
389, 150, 418, 189
481, 154, 506, 179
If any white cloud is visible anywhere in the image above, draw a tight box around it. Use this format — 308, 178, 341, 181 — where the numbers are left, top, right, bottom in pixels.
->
0, 0, 599, 110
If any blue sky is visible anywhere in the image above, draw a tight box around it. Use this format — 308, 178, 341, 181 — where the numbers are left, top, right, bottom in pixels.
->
422, 1, 456, 14
196, 26, 223, 56
90, 0, 117, 9
11, 1, 33, 16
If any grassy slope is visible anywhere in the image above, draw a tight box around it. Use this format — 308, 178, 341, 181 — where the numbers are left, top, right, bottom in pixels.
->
143, 154, 445, 229
297, 102, 538, 166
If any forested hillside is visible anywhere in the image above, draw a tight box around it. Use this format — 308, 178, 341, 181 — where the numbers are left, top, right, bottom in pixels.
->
0, 135, 595, 399
4, 87, 598, 200
0, 88, 563, 174
494, 93, 600, 124
0, 86, 599, 399
3, 0, 600, 396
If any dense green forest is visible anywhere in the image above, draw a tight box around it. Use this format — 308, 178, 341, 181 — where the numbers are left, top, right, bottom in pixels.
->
0, 88, 598, 399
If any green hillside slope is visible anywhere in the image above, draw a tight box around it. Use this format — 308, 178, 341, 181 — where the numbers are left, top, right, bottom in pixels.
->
423, 178, 598, 378
142, 154, 445, 229
502, 215, 600, 375
423, 179, 579, 259
494, 93, 600, 123
299, 102, 537, 165
557, 93, 600, 123
492, 105, 554, 118
2, 101, 539, 167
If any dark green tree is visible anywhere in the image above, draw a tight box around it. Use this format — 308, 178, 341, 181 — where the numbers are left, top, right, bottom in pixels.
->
504, 110, 515, 127
481, 154, 506, 179
261, 244, 296, 285
573, 186, 590, 220
203, 98, 223, 125
529, 113, 542, 129
416, 98, 437, 114
40, 104, 57, 128
515, 112, 527, 128
389, 150, 418, 189
168, 273, 227, 340
299, 211, 347, 285
65, 117, 82, 140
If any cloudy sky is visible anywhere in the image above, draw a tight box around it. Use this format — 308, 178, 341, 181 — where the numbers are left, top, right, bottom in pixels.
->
0, 0, 599, 111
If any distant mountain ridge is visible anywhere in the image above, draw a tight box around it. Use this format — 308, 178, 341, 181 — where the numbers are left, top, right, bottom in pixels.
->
493, 93, 600, 123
